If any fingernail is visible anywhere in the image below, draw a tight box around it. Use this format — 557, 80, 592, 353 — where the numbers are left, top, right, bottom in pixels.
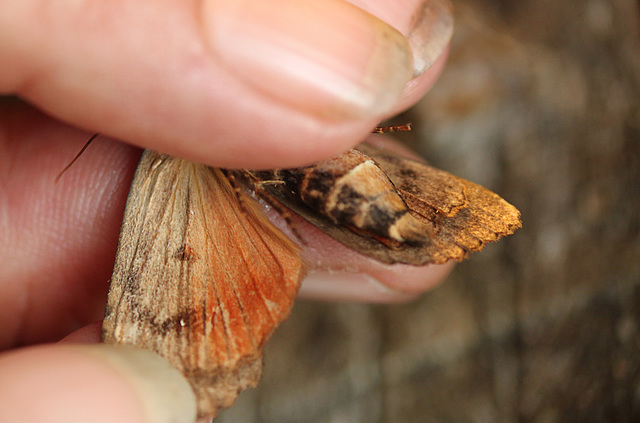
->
408, 0, 454, 76
202, 0, 414, 119
84, 345, 197, 423
300, 271, 417, 303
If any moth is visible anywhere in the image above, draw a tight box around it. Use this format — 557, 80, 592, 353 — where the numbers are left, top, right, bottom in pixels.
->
101, 128, 521, 418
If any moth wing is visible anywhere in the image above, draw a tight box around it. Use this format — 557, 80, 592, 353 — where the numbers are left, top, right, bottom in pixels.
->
102, 151, 304, 418
356, 142, 522, 263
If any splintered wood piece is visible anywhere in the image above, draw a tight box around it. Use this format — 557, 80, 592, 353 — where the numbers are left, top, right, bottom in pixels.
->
102, 151, 305, 418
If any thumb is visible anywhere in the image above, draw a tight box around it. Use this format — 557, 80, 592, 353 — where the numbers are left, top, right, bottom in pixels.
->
0, 343, 196, 423
0, 0, 451, 169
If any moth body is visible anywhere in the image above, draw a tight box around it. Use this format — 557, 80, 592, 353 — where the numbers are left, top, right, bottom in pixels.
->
256, 149, 433, 247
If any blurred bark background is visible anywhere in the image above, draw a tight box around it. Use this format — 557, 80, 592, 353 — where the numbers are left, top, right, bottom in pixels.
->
218, 0, 640, 421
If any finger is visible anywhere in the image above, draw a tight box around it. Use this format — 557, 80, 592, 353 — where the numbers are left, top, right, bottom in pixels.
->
58, 322, 103, 344
0, 343, 196, 423
297, 221, 455, 302
347, 0, 454, 114
0, 104, 137, 348
300, 262, 454, 302
0, 0, 452, 169
349, 0, 453, 74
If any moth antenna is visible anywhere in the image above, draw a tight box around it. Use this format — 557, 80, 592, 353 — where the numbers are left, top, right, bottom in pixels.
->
55, 133, 99, 183
228, 171, 306, 245
372, 123, 412, 134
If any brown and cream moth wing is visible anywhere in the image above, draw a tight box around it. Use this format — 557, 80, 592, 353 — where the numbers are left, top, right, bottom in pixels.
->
102, 150, 305, 418
357, 142, 522, 261
355, 142, 468, 218
259, 142, 521, 266
253, 149, 434, 248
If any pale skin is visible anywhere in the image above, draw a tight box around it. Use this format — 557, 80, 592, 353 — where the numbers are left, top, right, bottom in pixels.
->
0, 0, 453, 421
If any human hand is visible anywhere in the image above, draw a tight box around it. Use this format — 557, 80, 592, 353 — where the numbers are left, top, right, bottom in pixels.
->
0, 0, 453, 421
